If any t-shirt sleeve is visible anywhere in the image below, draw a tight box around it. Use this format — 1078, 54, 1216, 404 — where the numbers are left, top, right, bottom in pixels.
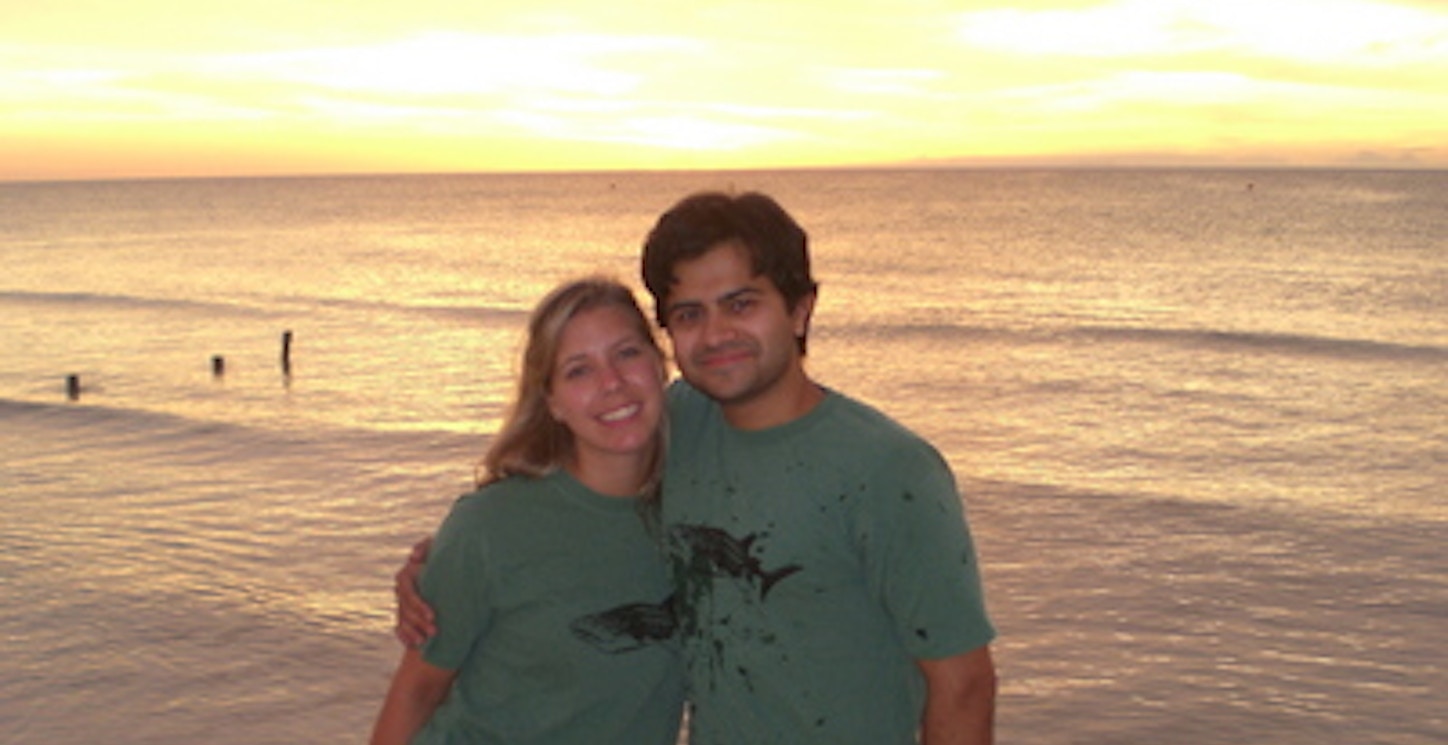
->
418, 494, 493, 671
666, 379, 707, 434
858, 440, 996, 660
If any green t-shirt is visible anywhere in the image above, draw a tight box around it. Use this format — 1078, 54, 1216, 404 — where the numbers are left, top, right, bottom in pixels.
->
416, 470, 683, 745
662, 382, 995, 745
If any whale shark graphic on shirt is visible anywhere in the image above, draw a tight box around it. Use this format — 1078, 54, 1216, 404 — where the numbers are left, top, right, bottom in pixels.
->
569, 597, 677, 654
670, 524, 803, 600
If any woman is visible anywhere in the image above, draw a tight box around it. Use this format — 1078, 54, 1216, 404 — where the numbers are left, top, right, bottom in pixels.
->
370, 277, 683, 745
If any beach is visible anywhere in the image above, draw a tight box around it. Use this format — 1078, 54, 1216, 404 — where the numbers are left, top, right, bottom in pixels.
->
2, 169, 1444, 743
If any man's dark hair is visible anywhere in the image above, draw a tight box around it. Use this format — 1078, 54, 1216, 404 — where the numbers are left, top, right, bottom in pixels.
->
641, 191, 819, 353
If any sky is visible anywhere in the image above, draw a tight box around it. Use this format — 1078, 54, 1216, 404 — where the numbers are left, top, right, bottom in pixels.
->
3, 0, 1447, 181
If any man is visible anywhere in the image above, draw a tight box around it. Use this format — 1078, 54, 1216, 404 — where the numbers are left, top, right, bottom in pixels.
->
398, 191, 996, 744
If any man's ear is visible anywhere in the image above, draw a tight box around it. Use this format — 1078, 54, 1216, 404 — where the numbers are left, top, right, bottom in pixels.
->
791, 291, 817, 341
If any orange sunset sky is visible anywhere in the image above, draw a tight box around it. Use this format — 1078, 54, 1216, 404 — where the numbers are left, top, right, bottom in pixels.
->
3, 0, 1446, 182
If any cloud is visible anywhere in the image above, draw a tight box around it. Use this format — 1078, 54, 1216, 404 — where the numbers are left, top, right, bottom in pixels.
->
954, 0, 1448, 65
986, 65, 1448, 123
1, 30, 704, 128
213, 31, 696, 97
5, 0, 1448, 177
825, 68, 946, 97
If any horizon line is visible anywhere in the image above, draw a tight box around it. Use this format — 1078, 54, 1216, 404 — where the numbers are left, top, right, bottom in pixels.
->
4, 160, 1445, 187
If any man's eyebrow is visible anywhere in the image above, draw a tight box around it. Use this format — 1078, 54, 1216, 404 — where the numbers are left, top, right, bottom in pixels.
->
664, 298, 703, 315
666, 287, 760, 315
720, 287, 762, 302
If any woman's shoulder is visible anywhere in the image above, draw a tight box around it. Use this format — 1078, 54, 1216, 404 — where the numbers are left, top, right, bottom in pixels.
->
434, 474, 560, 551
442, 475, 540, 521
456, 473, 556, 509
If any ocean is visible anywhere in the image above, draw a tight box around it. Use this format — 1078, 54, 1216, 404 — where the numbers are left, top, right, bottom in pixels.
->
1, 169, 1444, 744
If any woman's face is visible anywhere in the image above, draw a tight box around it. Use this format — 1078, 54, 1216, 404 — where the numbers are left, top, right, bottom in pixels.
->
546, 304, 665, 468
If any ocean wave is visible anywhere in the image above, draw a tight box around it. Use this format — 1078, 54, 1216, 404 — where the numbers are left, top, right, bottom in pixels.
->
294, 295, 529, 325
835, 321, 1447, 364
0, 290, 269, 317
0, 289, 533, 328
1071, 325, 1448, 363
0, 396, 479, 468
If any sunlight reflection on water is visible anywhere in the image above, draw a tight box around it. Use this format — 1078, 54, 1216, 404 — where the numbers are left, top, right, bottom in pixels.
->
3, 170, 1444, 743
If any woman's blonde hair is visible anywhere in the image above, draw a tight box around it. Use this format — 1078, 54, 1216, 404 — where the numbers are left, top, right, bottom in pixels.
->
477, 277, 667, 502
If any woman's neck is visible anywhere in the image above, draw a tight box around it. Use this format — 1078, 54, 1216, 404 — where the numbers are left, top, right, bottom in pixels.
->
564, 452, 648, 498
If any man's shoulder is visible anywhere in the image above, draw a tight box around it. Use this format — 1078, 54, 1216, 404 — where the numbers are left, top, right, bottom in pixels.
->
666, 377, 708, 405
820, 388, 932, 450
808, 390, 957, 488
666, 378, 718, 429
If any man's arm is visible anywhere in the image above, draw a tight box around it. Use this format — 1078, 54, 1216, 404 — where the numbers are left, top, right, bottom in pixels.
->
394, 536, 437, 647
917, 644, 997, 745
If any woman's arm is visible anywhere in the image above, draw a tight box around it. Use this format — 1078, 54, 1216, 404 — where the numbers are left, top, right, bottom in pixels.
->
370, 646, 456, 745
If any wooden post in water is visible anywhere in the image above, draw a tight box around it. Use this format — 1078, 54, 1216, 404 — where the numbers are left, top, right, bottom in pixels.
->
212, 355, 226, 377
66, 374, 80, 401
281, 330, 293, 377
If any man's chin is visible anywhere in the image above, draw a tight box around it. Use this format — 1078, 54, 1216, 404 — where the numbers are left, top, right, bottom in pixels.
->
683, 372, 753, 406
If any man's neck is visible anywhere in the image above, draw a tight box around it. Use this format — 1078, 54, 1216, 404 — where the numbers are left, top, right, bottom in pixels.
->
720, 367, 825, 431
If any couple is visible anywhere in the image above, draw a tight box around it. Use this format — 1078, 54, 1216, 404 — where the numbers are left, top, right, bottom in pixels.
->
373, 191, 997, 744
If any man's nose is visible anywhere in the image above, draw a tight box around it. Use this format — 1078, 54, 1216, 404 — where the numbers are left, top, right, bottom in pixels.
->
702, 310, 736, 344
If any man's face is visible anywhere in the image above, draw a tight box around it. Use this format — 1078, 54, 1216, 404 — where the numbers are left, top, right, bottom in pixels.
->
660, 241, 813, 416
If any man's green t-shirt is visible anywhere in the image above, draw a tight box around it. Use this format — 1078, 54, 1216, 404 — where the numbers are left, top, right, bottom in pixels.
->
662, 381, 995, 745
416, 470, 683, 745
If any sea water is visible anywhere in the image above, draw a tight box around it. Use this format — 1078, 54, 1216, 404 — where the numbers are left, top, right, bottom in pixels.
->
2, 169, 1444, 743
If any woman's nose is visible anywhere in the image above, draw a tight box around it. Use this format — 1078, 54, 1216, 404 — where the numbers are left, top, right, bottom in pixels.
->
597, 362, 624, 390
